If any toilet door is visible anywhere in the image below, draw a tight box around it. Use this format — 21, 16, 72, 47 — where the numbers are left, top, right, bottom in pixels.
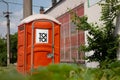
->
31, 20, 54, 69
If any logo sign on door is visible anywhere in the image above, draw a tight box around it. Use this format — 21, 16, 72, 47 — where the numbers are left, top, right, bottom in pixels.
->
36, 29, 48, 43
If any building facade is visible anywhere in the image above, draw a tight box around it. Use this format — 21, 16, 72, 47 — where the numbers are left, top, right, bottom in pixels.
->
45, 0, 105, 66
45, 0, 85, 63
45, 0, 120, 67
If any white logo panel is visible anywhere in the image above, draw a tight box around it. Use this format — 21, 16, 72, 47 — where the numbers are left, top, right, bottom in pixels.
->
36, 29, 48, 43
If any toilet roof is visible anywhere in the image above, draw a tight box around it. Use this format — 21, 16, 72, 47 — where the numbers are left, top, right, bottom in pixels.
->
19, 14, 61, 25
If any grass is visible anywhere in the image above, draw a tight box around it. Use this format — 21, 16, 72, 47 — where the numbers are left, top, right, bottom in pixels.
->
0, 64, 16, 72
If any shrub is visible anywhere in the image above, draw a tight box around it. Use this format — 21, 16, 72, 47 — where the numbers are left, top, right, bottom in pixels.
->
0, 63, 120, 80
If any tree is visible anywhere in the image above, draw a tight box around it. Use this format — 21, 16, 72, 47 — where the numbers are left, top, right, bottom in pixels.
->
0, 37, 7, 66
71, 0, 120, 68
10, 33, 18, 63
0, 33, 18, 66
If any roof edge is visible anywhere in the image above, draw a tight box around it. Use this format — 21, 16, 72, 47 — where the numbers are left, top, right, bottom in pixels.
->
19, 14, 61, 26
44, 0, 64, 14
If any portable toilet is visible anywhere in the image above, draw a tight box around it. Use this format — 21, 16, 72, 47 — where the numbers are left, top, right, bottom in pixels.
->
17, 14, 61, 74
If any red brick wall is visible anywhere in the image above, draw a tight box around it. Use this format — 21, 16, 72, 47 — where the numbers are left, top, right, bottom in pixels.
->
57, 4, 85, 63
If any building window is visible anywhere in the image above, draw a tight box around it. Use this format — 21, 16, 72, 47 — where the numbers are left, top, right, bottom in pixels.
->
70, 22, 77, 34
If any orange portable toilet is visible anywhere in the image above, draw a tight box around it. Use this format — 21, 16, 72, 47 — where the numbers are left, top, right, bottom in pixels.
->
17, 14, 61, 74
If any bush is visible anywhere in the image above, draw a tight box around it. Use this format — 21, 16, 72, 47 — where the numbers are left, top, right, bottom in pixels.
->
0, 63, 120, 80
30, 64, 80, 80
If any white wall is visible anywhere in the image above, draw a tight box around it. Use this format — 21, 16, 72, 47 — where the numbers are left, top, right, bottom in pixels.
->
84, 0, 101, 68
84, 0, 101, 24
46, 0, 84, 18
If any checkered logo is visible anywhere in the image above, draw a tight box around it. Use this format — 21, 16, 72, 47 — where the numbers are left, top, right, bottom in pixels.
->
36, 29, 48, 43
39, 33, 47, 42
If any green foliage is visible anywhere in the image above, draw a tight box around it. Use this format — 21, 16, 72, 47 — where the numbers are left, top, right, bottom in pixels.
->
30, 64, 80, 80
30, 62, 120, 80
10, 33, 18, 63
0, 33, 18, 66
71, 0, 120, 68
0, 37, 7, 66
1, 63, 120, 80
0, 65, 26, 80
100, 0, 120, 24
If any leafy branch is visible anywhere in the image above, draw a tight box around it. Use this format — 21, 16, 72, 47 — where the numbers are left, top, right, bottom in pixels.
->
71, 0, 120, 68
